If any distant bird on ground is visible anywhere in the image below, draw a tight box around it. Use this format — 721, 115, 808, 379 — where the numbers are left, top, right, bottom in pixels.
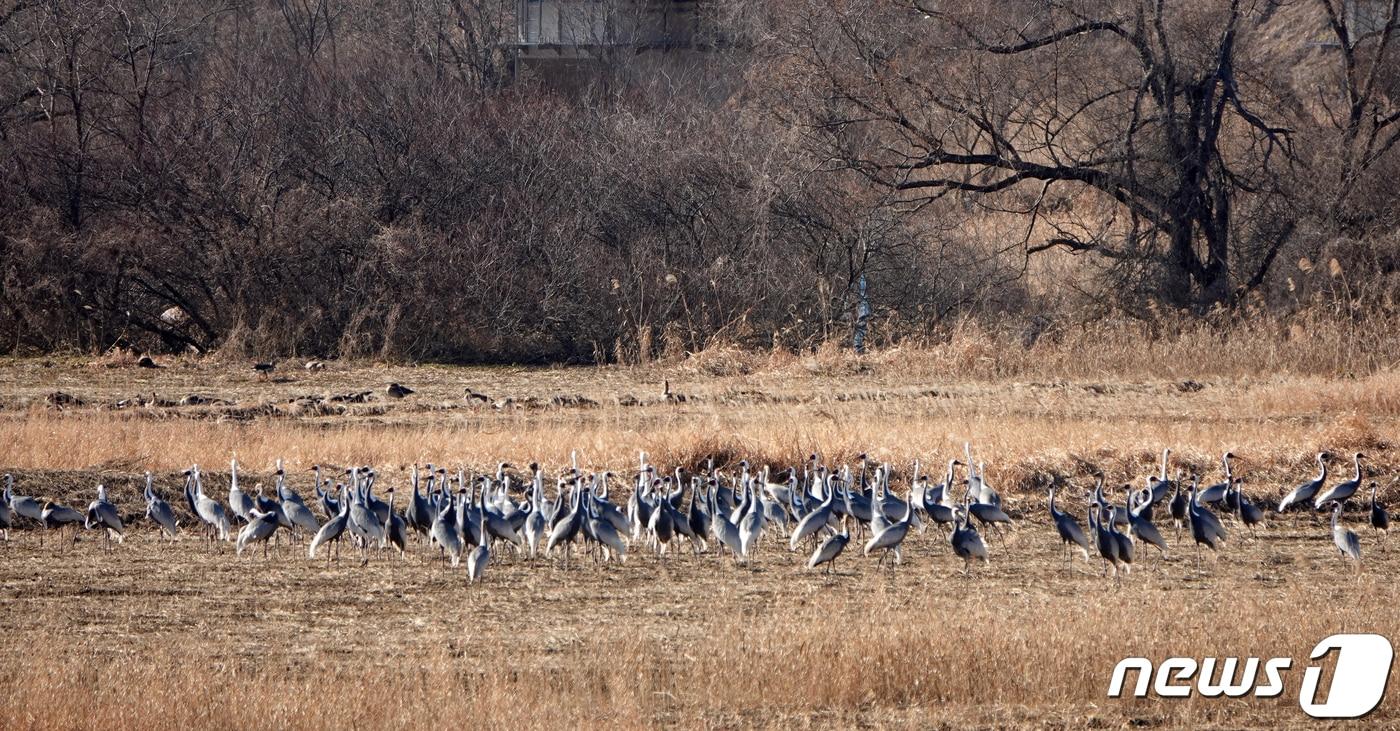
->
143, 472, 179, 539
384, 488, 408, 556
1169, 472, 1188, 539
1369, 481, 1389, 546
1188, 478, 1226, 570
385, 383, 414, 399
864, 488, 915, 567
1315, 452, 1364, 510
1279, 452, 1330, 513
308, 491, 349, 562
467, 511, 490, 583
137, 355, 160, 369
949, 508, 988, 574
1090, 506, 1120, 579
85, 484, 125, 548
1107, 507, 1135, 576
303, 360, 326, 371
236, 509, 280, 557
41, 500, 84, 545
252, 362, 275, 379
430, 498, 464, 567
228, 459, 253, 524
1196, 452, 1236, 505
463, 388, 491, 405
6, 474, 43, 524
1232, 480, 1265, 537
1048, 484, 1089, 565
188, 467, 231, 542
1147, 448, 1174, 504
1124, 487, 1167, 560
0, 484, 9, 540
807, 518, 850, 573
1332, 503, 1362, 572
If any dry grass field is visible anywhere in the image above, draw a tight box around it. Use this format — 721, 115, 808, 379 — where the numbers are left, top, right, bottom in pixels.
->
1, 341, 1398, 729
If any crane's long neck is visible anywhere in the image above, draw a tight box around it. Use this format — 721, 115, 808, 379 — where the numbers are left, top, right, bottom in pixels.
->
1160, 449, 1170, 480
1353, 455, 1362, 481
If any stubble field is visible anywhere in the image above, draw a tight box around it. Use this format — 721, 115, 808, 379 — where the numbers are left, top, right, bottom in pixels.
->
0, 350, 1397, 729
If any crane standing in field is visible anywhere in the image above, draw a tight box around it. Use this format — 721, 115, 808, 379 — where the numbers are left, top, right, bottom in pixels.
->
807, 518, 850, 573
237, 509, 280, 557
1332, 503, 1362, 573
309, 489, 350, 562
41, 500, 84, 547
949, 506, 988, 575
187, 467, 231, 543
1048, 484, 1089, 566
84, 484, 124, 549
144, 473, 179, 540
1315, 453, 1365, 510
1124, 486, 1168, 562
864, 486, 916, 568
1279, 452, 1330, 515
1090, 505, 1120, 579
1369, 482, 1389, 548
228, 459, 253, 525
1187, 477, 1227, 572
467, 509, 490, 583
6, 474, 43, 526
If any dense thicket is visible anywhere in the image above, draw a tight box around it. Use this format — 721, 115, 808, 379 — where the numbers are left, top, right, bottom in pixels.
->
1, 0, 1396, 361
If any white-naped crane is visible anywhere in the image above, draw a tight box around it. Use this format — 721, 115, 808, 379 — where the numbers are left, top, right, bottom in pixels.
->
143, 472, 179, 540
467, 508, 490, 583
236, 508, 280, 557
384, 487, 409, 557
1315, 452, 1365, 510
1196, 452, 1236, 505
187, 466, 231, 543
308, 488, 350, 563
41, 499, 84, 547
227, 459, 253, 525
789, 468, 835, 552
1089, 505, 1121, 580
428, 491, 463, 567
1279, 451, 1330, 514
1332, 503, 1362, 573
1124, 485, 1168, 562
1048, 482, 1089, 566
807, 517, 850, 573
949, 503, 988, 575
864, 485, 916, 568
1369, 481, 1389, 548
84, 484, 124, 549
1187, 476, 1227, 572
1168, 470, 1189, 539
6, 473, 44, 525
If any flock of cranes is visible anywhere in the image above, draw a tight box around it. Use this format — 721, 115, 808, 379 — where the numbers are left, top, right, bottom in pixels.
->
0, 447, 1388, 581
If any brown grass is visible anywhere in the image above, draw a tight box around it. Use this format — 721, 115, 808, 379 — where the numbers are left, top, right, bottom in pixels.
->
0, 520, 1395, 730
2, 339, 1399, 729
